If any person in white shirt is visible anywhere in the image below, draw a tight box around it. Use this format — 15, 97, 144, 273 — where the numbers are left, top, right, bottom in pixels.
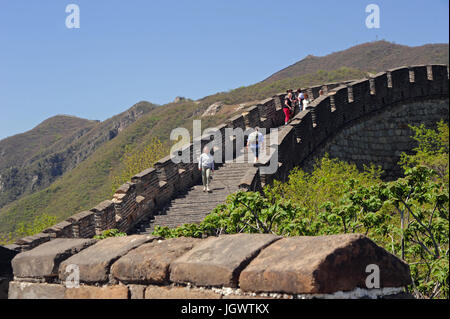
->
247, 127, 264, 163
198, 146, 214, 192
297, 90, 305, 112
302, 93, 310, 110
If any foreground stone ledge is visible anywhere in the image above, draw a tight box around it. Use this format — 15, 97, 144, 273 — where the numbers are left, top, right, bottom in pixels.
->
8, 281, 66, 299
59, 235, 159, 284
111, 237, 200, 284
8, 234, 413, 299
145, 285, 222, 299
65, 285, 129, 299
239, 234, 411, 294
7, 281, 413, 299
170, 234, 280, 288
12, 238, 97, 280
128, 284, 146, 299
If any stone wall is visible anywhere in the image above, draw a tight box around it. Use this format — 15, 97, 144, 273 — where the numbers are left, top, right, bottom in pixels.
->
256, 64, 449, 184
3, 64, 448, 255
8, 233, 412, 299
302, 99, 449, 179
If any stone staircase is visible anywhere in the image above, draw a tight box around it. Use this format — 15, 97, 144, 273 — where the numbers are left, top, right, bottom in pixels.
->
132, 162, 255, 234
131, 128, 276, 235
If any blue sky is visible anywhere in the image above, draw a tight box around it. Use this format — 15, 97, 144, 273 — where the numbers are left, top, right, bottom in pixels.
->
0, 0, 448, 140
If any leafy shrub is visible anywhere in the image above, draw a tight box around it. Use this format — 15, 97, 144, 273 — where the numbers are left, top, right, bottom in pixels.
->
400, 120, 449, 184
0, 213, 57, 245
93, 228, 127, 240
153, 122, 449, 299
111, 137, 168, 195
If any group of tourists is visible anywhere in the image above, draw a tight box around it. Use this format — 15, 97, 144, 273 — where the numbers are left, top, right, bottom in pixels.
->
283, 89, 308, 125
282, 88, 324, 125
199, 87, 325, 192
198, 127, 265, 193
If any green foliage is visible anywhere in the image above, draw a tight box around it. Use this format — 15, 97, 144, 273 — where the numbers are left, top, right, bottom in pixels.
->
111, 138, 169, 195
93, 228, 127, 240
0, 65, 406, 241
265, 155, 383, 215
153, 157, 384, 239
153, 123, 449, 299
0, 101, 201, 240
0, 116, 98, 210
400, 120, 449, 184
15, 213, 57, 238
0, 213, 57, 245
1, 41, 448, 241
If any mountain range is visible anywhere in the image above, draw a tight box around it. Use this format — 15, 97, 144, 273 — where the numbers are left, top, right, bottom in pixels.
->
0, 40, 448, 242
264, 41, 449, 82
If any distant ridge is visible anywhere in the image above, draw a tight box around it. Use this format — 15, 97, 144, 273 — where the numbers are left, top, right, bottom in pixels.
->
264, 41, 449, 82
0, 41, 448, 241
0, 101, 158, 210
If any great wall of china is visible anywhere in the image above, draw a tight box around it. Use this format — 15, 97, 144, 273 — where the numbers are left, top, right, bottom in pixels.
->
1, 64, 448, 299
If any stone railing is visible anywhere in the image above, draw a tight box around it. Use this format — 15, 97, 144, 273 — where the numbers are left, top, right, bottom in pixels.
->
3, 79, 352, 253
8, 233, 412, 299
4, 64, 448, 254
253, 64, 449, 185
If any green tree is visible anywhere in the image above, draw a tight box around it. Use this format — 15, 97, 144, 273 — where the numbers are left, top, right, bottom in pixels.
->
111, 137, 168, 195
16, 214, 57, 238
400, 120, 449, 184
153, 122, 449, 299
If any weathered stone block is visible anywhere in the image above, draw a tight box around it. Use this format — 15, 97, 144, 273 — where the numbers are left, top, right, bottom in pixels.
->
239, 234, 411, 294
170, 234, 280, 288
145, 285, 222, 299
59, 235, 158, 284
12, 238, 97, 279
111, 237, 200, 284
128, 284, 146, 299
8, 281, 66, 299
65, 285, 128, 299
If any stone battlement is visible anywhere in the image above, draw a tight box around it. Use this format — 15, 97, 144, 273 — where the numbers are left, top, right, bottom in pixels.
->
4, 64, 449, 254
8, 233, 412, 299
253, 64, 449, 184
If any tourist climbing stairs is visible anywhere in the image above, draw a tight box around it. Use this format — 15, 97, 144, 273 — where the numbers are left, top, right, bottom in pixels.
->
132, 162, 254, 234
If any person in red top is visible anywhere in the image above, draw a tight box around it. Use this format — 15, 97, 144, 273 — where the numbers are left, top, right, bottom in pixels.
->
283, 92, 293, 125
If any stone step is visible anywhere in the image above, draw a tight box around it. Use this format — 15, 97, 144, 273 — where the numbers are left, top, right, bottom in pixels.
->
164, 202, 227, 209
157, 213, 209, 219
131, 147, 266, 235
167, 199, 227, 206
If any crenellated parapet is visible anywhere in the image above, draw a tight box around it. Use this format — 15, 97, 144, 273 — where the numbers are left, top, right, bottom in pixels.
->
256, 64, 449, 184
5, 64, 448, 253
